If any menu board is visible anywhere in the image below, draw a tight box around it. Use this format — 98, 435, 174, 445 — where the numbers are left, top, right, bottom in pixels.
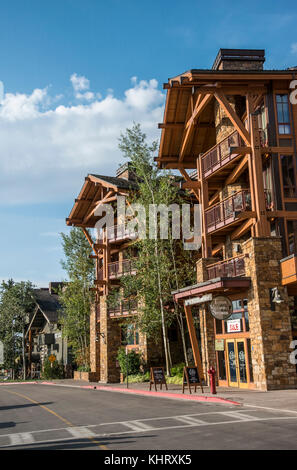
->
149, 367, 168, 391
182, 366, 204, 394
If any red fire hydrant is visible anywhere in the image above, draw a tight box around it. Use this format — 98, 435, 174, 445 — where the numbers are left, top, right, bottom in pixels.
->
208, 367, 217, 394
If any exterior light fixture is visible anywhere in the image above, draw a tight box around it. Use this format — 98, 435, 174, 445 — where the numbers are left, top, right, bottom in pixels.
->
270, 287, 284, 310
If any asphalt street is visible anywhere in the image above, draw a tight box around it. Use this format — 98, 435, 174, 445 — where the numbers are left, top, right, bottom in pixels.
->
1, 383, 297, 450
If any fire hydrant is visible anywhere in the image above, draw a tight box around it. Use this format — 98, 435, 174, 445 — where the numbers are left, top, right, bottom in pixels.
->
208, 367, 217, 394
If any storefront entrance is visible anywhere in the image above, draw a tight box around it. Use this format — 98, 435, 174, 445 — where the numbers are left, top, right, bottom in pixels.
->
226, 339, 249, 388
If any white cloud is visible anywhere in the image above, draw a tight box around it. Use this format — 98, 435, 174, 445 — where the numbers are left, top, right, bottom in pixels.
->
291, 43, 297, 55
0, 76, 165, 205
0, 81, 4, 104
70, 73, 90, 92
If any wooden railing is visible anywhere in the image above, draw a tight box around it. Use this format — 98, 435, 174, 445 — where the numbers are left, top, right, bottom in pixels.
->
201, 131, 243, 178
97, 224, 138, 243
108, 258, 137, 279
205, 190, 252, 233
107, 300, 138, 316
206, 255, 246, 280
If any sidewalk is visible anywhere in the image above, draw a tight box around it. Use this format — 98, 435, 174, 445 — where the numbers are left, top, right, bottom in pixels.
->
37, 379, 297, 411
2, 378, 297, 411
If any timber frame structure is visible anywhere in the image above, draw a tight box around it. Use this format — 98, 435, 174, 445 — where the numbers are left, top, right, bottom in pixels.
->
158, 49, 297, 390
66, 163, 188, 382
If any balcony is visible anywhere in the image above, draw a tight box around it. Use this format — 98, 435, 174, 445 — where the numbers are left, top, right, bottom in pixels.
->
108, 258, 137, 279
201, 131, 244, 179
280, 255, 297, 290
97, 224, 138, 243
207, 255, 246, 280
107, 300, 138, 317
205, 190, 252, 234
97, 258, 137, 282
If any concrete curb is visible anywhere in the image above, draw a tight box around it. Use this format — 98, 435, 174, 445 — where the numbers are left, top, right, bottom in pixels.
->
40, 381, 240, 405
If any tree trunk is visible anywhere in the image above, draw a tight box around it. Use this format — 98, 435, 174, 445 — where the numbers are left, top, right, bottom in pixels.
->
22, 326, 26, 380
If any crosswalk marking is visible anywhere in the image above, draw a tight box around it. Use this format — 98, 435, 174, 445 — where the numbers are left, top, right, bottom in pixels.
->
174, 416, 207, 425
67, 426, 96, 438
9, 433, 35, 446
222, 412, 258, 421
121, 420, 153, 432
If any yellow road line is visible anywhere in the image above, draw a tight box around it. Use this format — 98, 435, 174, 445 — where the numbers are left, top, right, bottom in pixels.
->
4, 389, 108, 450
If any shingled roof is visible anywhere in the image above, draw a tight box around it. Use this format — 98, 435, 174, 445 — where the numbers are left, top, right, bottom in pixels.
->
34, 288, 62, 323
89, 174, 138, 190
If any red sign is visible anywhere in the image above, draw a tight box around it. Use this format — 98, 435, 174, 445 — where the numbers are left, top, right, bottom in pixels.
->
227, 319, 241, 333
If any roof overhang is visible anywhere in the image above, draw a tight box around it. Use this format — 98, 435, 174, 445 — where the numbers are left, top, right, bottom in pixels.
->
172, 277, 251, 303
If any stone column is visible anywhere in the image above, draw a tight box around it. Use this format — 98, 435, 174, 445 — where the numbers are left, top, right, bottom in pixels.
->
99, 296, 121, 383
242, 237, 297, 390
89, 302, 100, 381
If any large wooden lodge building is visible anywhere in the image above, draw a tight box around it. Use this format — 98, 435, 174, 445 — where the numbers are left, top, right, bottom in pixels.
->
67, 48, 297, 391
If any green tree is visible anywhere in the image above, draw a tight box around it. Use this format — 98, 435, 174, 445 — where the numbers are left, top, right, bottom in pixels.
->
59, 228, 95, 368
118, 123, 197, 374
0, 280, 36, 379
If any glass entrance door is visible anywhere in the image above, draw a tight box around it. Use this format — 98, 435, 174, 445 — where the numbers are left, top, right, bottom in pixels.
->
226, 339, 249, 388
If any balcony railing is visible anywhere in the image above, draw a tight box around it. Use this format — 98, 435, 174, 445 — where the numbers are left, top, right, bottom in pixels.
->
207, 255, 246, 280
205, 190, 252, 234
97, 224, 138, 243
107, 300, 138, 316
201, 131, 243, 178
97, 259, 137, 281
108, 258, 137, 279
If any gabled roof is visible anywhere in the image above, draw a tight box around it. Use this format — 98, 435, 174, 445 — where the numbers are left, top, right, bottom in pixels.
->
26, 289, 62, 335
90, 174, 138, 190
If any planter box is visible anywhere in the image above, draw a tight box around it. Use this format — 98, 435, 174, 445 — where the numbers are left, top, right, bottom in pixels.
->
74, 371, 99, 382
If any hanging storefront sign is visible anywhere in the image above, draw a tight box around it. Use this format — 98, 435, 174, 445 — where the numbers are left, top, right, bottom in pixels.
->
215, 339, 225, 351
185, 294, 212, 307
209, 296, 232, 320
227, 319, 241, 333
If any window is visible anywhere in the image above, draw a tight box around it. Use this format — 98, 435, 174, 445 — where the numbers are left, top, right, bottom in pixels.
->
121, 324, 139, 346
215, 298, 250, 334
281, 155, 296, 198
287, 221, 297, 255
276, 94, 291, 134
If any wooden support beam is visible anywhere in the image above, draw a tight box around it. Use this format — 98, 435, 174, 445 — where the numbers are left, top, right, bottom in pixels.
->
225, 155, 249, 186
261, 146, 294, 154
179, 94, 213, 162
229, 146, 252, 155
246, 93, 271, 237
83, 190, 115, 224
231, 218, 255, 240
181, 181, 201, 190
82, 228, 96, 252
208, 190, 221, 207
214, 91, 251, 146
184, 304, 204, 381
178, 167, 200, 200
212, 243, 224, 256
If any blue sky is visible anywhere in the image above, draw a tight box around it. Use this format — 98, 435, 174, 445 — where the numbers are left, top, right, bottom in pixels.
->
0, 0, 297, 286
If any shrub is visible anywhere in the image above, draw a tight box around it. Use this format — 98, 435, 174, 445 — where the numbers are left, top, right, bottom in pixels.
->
77, 365, 90, 372
42, 358, 64, 380
117, 348, 141, 376
171, 363, 185, 378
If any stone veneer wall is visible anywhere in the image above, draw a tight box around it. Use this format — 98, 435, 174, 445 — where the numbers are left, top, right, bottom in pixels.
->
242, 237, 297, 390
89, 303, 100, 381
98, 296, 121, 383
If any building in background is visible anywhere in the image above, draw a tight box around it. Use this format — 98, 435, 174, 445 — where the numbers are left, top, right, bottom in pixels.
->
25, 282, 72, 377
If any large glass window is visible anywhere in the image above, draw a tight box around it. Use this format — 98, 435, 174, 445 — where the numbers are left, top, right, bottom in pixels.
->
121, 324, 139, 346
276, 94, 291, 134
287, 221, 297, 255
281, 155, 296, 198
215, 298, 249, 334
